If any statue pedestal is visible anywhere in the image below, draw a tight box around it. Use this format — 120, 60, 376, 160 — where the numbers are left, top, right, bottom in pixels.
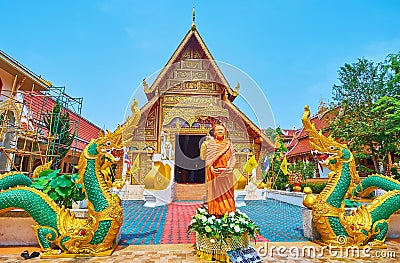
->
195, 232, 249, 262
301, 208, 320, 241
244, 182, 261, 200
0, 210, 38, 246
388, 212, 400, 238
302, 209, 400, 240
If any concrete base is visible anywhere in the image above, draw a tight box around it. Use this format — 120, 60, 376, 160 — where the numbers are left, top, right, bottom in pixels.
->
267, 190, 305, 207
235, 193, 247, 207
143, 193, 157, 207
0, 214, 38, 246
301, 209, 320, 241
143, 187, 173, 207
388, 212, 400, 238
0, 209, 89, 246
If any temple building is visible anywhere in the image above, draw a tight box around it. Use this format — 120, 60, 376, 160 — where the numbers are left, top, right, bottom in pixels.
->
0, 49, 102, 174
123, 23, 274, 200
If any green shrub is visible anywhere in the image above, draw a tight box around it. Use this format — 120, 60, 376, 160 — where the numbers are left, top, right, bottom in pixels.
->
357, 165, 374, 176
300, 182, 327, 194
30, 169, 85, 208
391, 167, 400, 180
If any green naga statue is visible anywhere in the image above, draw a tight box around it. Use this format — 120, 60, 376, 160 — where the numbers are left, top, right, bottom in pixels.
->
302, 105, 400, 248
0, 126, 125, 257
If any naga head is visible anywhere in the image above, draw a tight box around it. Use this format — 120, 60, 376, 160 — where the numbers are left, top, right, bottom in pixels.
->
92, 125, 123, 160
78, 125, 123, 186
302, 105, 353, 170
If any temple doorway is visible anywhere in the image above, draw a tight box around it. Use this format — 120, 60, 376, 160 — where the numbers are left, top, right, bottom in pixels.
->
174, 134, 205, 184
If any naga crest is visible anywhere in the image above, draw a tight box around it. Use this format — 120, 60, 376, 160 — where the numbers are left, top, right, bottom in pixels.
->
302, 105, 351, 165
302, 105, 359, 185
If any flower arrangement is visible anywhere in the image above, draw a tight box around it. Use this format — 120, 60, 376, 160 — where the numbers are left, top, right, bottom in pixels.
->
187, 207, 260, 244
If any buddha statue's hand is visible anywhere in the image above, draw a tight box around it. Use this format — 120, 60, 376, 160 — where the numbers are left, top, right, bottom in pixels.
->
210, 166, 221, 175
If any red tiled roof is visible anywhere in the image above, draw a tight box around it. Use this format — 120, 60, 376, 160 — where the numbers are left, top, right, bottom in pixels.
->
286, 138, 311, 156
286, 128, 303, 149
296, 111, 334, 139
282, 129, 296, 137
22, 90, 102, 151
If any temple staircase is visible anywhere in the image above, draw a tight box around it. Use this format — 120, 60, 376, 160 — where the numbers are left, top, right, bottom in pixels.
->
175, 183, 206, 201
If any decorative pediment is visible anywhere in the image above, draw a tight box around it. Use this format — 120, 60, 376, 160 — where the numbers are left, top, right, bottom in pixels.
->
143, 27, 235, 100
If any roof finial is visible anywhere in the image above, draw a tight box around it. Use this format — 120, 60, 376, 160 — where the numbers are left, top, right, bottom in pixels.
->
191, 7, 196, 30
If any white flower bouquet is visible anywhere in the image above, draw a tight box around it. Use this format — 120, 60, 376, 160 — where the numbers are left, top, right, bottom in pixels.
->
187, 207, 260, 243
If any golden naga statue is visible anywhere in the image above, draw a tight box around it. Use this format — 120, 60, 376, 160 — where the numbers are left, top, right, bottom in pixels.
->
302, 105, 400, 248
0, 95, 143, 256
0, 126, 126, 256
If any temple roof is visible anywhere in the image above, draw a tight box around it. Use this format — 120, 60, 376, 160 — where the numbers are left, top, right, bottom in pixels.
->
144, 26, 238, 101
0, 49, 48, 91
132, 24, 275, 152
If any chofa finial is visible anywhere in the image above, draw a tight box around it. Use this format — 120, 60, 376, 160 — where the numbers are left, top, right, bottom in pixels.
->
191, 7, 196, 30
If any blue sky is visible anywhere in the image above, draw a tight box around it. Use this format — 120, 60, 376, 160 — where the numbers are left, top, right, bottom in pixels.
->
2, 0, 400, 130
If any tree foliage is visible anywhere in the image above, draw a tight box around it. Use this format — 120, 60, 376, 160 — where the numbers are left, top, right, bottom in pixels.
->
330, 53, 400, 173
264, 127, 277, 142
263, 128, 289, 190
43, 101, 74, 169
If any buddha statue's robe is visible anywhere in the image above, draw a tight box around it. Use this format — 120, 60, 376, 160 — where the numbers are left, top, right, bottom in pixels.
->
204, 139, 236, 216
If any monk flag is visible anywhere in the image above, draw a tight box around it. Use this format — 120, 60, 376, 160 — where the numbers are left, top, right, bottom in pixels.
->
244, 155, 258, 173
263, 156, 270, 173
130, 154, 140, 173
280, 156, 288, 175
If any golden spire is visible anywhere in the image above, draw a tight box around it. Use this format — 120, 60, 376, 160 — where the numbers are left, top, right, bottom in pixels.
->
191, 7, 196, 30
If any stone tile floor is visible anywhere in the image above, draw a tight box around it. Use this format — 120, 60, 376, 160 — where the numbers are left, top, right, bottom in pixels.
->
120, 200, 305, 245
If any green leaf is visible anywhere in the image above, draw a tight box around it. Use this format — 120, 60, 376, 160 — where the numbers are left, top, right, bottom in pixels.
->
55, 186, 69, 197
31, 177, 49, 189
48, 192, 59, 201
47, 169, 61, 179
38, 169, 55, 178
57, 176, 73, 187
43, 184, 51, 194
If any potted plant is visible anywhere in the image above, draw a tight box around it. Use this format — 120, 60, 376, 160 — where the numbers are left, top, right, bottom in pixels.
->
30, 169, 85, 209
187, 207, 260, 262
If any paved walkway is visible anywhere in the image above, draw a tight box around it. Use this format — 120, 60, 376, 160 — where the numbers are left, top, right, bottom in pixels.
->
0, 241, 399, 262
